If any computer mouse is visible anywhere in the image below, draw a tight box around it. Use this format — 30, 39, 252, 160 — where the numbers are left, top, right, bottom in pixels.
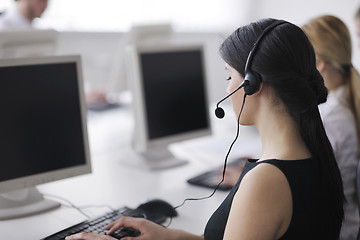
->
137, 199, 178, 217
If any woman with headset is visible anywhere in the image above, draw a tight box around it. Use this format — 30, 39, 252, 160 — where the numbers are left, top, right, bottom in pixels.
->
217, 15, 360, 240
302, 15, 360, 240
66, 18, 344, 240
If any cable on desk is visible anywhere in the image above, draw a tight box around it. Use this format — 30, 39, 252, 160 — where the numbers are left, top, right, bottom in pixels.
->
43, 194, 115, 213
43, 193, 92, 219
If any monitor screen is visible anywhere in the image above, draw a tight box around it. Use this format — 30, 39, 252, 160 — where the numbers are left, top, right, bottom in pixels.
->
141, 50, 208, 140
0, 62, 86, 182
126, 44, 211, 169
0, 56, 90, 193
0, 55, 91, 219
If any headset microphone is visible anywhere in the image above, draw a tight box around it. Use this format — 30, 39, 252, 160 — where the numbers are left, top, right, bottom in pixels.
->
215, 80, 249, 119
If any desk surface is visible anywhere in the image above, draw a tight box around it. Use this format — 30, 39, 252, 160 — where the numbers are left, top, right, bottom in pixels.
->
0, 105, 261, 240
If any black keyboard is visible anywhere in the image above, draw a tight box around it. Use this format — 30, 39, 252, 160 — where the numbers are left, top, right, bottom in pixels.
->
41, 206, 167, 240
187, 159, 246, 191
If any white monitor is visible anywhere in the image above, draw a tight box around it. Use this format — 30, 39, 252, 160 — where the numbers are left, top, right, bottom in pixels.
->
0, 55, 91, 220
126, 43, 211, 169
0, 29, 58, 58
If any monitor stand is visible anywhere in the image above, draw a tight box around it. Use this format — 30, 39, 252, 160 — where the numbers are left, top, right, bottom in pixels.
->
0, 187, 60, 220
119, 147, 188, 170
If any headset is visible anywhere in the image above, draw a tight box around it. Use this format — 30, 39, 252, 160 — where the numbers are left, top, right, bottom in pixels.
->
174, 20, 288, 211
215, 20, 287, 119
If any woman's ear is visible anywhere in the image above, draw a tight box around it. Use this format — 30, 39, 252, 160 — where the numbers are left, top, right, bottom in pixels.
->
253, 82, 264, 96
316, 60, 326, 74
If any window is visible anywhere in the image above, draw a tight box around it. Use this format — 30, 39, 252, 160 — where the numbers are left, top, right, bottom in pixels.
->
0, 0, 245, 32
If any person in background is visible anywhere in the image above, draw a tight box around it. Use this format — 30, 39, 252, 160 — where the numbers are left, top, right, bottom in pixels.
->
302, 15, 360, 240
0, 0, 48, 29
0, 0, 113, 110
66, 18, 344, 240
354, 8, 360, 48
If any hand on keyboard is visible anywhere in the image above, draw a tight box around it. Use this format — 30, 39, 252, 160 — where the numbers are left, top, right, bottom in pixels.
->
65, 226, 140, 240
65, 217, 170, 240
106, 216, 172, 240
65, 232, 119, 240
42, 204, 174, 240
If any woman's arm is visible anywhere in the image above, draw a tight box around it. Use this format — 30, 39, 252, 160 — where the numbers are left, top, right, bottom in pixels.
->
223, 163, 292, 240
167, 229, 204, 240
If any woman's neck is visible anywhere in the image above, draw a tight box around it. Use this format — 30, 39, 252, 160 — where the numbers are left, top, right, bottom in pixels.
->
256, 108, 312, 161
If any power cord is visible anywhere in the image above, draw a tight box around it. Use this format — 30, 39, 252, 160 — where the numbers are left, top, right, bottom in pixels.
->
43, 193, 115, 219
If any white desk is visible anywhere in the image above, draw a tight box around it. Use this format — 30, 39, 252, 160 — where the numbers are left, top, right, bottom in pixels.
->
0, 104, 261, 240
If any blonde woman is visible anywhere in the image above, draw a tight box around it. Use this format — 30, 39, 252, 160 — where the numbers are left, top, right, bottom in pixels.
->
303, 15, 360, 240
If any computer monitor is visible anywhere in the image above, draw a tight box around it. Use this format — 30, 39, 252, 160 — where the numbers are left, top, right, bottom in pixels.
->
107, 23, 173, 99
0, 29, 58, 58
125, 43, 211, 169
0, 55, 91, 220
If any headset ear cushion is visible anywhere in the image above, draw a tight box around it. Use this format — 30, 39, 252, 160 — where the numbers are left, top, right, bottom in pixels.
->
244, 71, 261, 95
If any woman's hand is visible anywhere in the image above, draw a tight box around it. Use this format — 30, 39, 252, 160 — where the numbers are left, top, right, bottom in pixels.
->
65, 232, 116, 240
65, 217, 172, 240
66, 216, 203, 240
217, 159, 246, 187
105, 216, 171, 240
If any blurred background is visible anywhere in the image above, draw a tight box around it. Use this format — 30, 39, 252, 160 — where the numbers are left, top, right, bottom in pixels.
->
0, 0, 357, 33
0, 0, 359, 104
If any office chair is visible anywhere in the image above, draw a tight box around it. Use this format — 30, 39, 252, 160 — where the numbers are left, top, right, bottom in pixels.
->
357, 160, 360, 240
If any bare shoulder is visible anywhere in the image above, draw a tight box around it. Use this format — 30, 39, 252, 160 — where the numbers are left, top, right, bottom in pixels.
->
242, 162, 289, 188
223, 162, 292, 240
234, 162, 292, 215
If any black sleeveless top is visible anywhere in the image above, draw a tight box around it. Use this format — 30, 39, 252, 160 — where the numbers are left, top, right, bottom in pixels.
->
204, 158, 335, 240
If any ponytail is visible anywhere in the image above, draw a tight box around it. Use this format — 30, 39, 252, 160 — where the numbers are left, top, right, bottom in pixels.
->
299, 107, 345, 232
296, 68, 344, 235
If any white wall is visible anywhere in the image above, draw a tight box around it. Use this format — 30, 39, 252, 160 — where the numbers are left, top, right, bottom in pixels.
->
0, 0, 249, 32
